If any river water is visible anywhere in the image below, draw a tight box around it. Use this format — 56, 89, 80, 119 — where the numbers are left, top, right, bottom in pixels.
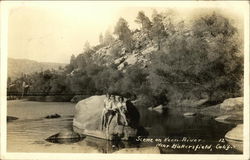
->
7, 100, 241, 154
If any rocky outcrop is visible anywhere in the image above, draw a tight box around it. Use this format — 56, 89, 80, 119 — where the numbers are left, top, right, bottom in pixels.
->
73, 95, 145, 140
200, 97, 243, 123
220, 97, 243, 111
90, 32, 157, 72
211, 97, 244, 124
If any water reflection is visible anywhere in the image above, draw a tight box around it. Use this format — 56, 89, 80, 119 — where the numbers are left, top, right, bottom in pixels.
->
7, 101, 241, 154
138, 107, 236, 140
45, 134, 85, 144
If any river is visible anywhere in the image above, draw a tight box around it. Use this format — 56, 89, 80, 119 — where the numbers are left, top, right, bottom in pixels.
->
7, 100, 241, 154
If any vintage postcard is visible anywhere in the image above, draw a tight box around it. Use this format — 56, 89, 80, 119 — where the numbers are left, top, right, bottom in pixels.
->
0, 1, 249, 160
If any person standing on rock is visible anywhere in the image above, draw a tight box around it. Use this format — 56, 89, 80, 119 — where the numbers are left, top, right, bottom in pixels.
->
116, 96, 128, 126
106, 95, 117, 130
101, 93, 111, 130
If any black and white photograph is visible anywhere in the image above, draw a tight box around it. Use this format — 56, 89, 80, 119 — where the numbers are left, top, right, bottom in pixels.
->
0, 1, 249, 160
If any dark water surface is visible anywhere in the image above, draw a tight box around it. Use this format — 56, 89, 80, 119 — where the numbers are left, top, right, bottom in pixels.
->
7, 100, 241, 154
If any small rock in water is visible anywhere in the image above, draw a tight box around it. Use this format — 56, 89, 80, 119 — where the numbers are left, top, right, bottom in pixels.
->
46, 129, 85, 144
215, 115, 242, 124
148, 105, 165, 113
45, 113, 61, 119
7, 116, 18, 122
183, 112, 196, 117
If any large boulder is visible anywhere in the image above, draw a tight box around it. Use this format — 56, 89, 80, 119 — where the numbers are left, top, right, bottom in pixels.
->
70, 95, 90, 103
225, 124, 243, 152
220, 97, 243, 111
73, 95, 143, 140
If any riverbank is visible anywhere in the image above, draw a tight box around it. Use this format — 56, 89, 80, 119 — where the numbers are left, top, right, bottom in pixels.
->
7, 95, 244, 122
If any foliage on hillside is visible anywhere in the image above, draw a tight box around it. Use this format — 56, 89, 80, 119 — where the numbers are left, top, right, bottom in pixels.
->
8, 10, 243, 108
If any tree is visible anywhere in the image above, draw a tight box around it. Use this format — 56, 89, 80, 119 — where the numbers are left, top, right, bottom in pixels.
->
151, 10, 167, 50
149, 11, 243, 105
70, 54, 76, 65
190, 12, 242, 100
99, 33, 104, 44
114, 18, 134, 51
83, 41, 91, 51
135, 11, 152, 32
103, 30, 115, 45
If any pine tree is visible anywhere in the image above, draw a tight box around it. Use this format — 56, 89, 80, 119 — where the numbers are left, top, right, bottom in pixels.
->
114, 18, 134, 52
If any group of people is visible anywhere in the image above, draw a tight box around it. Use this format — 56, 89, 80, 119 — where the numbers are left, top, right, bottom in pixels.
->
101, 93, 129, 130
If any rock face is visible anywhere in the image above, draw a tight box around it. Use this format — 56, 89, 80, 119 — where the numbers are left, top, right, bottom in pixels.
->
70, 95, 90, 103
73, 95, 143, 140
220, 97, 243, 111
225, 124, 243, 152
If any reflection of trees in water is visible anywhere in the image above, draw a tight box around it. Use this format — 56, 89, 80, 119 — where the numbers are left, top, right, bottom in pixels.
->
138, 108, 235, 140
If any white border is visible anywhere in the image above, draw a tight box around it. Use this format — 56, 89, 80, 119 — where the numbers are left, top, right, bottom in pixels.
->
0, 1, 8, 159
1, 1, 249, 160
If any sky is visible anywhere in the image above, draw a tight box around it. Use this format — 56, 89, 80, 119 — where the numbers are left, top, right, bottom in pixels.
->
6, 1, 246, 64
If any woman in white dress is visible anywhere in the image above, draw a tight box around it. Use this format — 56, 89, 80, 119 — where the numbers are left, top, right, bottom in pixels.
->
101, 93, 111, 130
106, 95, 117, 129
115, 96, 128, 126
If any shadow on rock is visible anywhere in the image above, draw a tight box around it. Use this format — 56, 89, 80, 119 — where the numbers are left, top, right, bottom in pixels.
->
125, 100, 140, 128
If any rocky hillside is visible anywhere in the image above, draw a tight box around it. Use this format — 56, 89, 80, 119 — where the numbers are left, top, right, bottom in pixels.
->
8, 10, 243, 108
94, 32, 157, 71
8, 58, 66, 80
67, 10, 243, 107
